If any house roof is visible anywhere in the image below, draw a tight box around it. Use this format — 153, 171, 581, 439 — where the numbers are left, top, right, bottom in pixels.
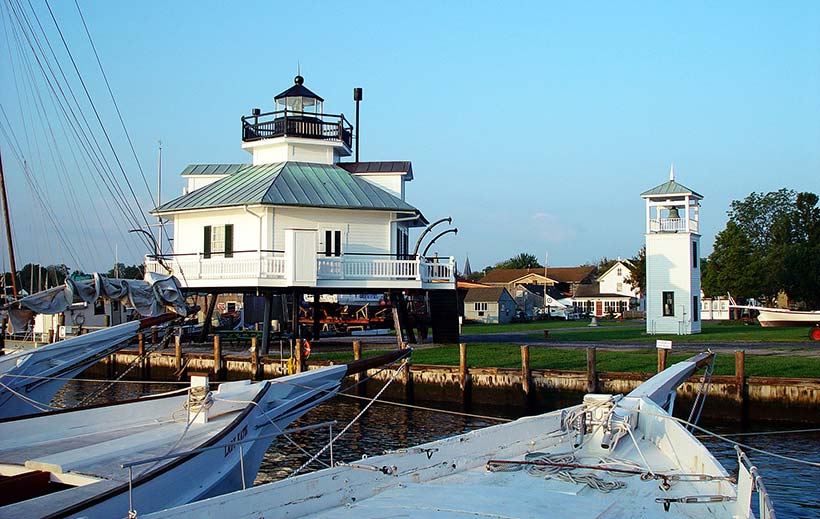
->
597, 260, 634, 280
640, 179, 702, 198
154, 162, 425, 220
574, 284, 633, 299
180, 164, 243, 176
464, 287, 512, 303
480, 266, 596, 285
338, 161, 414, 181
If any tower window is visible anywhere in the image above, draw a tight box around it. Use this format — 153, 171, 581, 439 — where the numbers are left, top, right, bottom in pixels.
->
662, 291, 675, 317
693, 296, 699, 321
692, 241, 698, 269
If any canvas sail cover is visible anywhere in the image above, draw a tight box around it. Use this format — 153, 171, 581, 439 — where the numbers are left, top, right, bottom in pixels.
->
3, 273, 188, 332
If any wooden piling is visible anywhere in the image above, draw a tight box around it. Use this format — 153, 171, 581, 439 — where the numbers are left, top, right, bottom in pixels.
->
735, 350, 746, 408
151, 327, 158, 345
48, 329, 54, 344
586, 347, 597, 393
657, 348, 668, 373
250, 337, 259, 380
521, 345, 531, 398
353, 340, 366, 396
459, 343, 472, 408
294, 338, 304, 373
213, 335, 223, 380
401, 341, 413, 402
138, 333, 146, 378
174, 334, 182, 371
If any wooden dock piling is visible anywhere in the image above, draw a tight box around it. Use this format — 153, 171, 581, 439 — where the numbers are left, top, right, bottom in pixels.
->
213, 335, 223, 380
401, 342, 413, 402
657, 348, 668, 373
137, 333, 146, 378
735, 350, 746, 409
586, 347, 597, 393
353, 340, 366, 396
521, 345, 531, 400
459, 343, 472, 408
151, 327, 158, 345
250, 337, 259, 380
174, 334, 182, 371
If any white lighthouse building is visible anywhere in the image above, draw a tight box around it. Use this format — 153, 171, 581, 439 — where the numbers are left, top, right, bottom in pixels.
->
641, 167, 702, 335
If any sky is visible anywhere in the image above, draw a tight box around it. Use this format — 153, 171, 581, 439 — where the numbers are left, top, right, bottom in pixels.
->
1, 1, 818, 275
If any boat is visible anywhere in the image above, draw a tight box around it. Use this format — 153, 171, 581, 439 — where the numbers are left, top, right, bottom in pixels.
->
144, 352, 776, 519
747, 307, 820, 328
0, 349, 407, 518
0, 313, 177, 419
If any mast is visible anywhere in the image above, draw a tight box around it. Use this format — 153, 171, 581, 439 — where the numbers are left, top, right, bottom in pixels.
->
156, 140, 163, 256
0, 147, 18, 299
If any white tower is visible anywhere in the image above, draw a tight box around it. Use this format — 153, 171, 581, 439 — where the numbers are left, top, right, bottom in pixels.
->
641, 166, 703, 335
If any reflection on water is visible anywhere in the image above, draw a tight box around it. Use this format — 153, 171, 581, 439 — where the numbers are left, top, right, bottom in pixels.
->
53, 381, 819, 518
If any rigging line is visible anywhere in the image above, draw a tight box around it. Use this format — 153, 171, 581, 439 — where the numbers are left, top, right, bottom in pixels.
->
695, 428, 820, 439
641, 409, 820, 469
73, 0, 155, 206
6, 0, 150, 246
3, 0, 151, 248
13, 47, 97, 263
42, 0, 154, 234
15, 0, 151, 242
0, 123, 84, 267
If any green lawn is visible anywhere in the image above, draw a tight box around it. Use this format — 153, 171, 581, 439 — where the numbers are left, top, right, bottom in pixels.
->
462, 319, 636, 335
523, 322, 811, 343
311, 343, 820, 378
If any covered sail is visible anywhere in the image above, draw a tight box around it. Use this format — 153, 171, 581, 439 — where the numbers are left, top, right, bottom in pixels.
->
3, 273, 188, 332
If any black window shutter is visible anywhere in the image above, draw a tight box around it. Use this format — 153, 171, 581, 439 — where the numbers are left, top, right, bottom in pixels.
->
325, 230, 332, 257
334, 230, 341, 257
203, 226, 212, 259
224, 224, 234, 258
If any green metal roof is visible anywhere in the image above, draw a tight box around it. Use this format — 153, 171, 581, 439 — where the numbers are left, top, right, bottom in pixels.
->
180, 164, 244, 176
640, 179, 702, 198
155, 162, 424, 218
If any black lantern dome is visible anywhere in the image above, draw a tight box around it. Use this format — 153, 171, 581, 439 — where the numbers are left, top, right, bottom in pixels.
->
274, 75, 324, 115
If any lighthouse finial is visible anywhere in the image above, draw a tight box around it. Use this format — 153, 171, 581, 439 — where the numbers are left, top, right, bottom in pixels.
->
669, 163, 675, 182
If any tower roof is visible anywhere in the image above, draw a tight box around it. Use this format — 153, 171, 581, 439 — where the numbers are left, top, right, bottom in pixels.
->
640, 179, 702, 198
274, 75, 324, 102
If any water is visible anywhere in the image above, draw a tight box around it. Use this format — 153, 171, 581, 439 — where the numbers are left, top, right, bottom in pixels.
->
54, 381, 820, 518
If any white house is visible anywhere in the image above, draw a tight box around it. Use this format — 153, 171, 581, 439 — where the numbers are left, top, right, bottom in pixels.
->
146, 76, 455, 293
641, 166, 702, 335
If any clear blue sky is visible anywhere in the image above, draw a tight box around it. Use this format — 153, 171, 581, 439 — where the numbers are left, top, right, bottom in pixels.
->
1, 1, 818, 274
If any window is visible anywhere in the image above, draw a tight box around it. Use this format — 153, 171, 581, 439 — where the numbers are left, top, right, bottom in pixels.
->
693, 296, 699, 321
662, 291, 675, 316
94, 300, 105, 315
617, 268, 622, 276
616, 282, 623, 292
474, 302, 488, 311
692, 241, 698, 269
396, 228, 409, 259
203, 224, 233, 258
324, 230, 342, 257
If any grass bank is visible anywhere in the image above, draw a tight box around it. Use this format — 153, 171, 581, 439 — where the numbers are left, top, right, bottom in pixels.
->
314, 342, 820, 378
522, 321, 811, 343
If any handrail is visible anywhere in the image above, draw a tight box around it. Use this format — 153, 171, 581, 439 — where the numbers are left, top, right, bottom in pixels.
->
241, 109, 352, 147
736, 446, 777, 519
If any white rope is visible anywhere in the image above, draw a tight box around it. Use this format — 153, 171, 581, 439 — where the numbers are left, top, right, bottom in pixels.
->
289, 359, 408, 479
0, 379, 59, 411
212, 393, 332, 469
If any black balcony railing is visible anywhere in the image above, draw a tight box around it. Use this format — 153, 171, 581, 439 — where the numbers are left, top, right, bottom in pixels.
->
241, 109, 353, 148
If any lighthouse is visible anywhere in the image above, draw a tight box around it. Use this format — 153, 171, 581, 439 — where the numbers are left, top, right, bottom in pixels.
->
641, 166, 702, 335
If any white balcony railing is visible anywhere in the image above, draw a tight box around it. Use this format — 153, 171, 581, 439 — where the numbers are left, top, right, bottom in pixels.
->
145, 253, 455, 286
649, 218, 698, 233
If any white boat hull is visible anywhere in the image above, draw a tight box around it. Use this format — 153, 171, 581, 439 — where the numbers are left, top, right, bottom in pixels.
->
755, 307, 820, 327
0, 364, 348, 519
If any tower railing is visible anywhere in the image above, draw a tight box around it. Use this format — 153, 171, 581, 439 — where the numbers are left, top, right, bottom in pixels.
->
241, 109, 353, 148
649, 218, 698, 233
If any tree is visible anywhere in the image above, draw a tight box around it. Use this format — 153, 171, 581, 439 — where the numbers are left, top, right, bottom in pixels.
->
594, 257, 618, 275
106, 263, 145, 280
727, 189, 795, 250
702, 221, 759, 299
778, 193, 820, 308
495, 253, 542, 270
624, 246, 645, 297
